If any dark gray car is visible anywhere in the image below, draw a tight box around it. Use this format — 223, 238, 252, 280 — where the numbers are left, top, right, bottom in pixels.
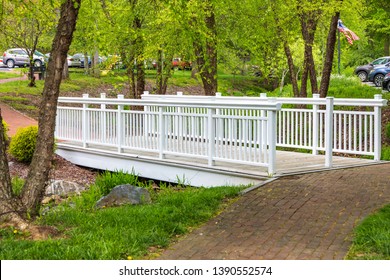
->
2, 48, 46, 68
354, 56, 390, 82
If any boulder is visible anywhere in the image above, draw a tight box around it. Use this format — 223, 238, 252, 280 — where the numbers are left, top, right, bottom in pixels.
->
95, 184, 151, 209
45, 180, 87, 196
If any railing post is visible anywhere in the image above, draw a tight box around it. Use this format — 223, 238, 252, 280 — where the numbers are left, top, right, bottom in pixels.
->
82, 93, 89, 148
374, 94, 382, 161
159, 106, 166, 159
177, 92, 183, 137
312, 93, 320, 155
100, 93, 106, 144
260, 93, 267, 99
261, 93, 268, 149
267, 109, 277, 176
143, 91, 150, 137
208, 107, 216, 166
117, 94, 124, 153
215, 92, 223, 141
325, 97, 334, 168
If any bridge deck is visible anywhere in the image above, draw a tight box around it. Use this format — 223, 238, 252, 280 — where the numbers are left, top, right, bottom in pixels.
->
56, 140, 377, 187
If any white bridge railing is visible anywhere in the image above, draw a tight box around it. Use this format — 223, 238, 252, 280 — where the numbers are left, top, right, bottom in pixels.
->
55, 92, 387, 176
56, 94, 282, 175
142, 92, 387, 165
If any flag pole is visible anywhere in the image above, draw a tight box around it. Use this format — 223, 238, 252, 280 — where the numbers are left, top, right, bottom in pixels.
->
338, 19, 341, 75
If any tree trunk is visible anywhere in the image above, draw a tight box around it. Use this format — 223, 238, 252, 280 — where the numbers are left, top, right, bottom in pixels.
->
136, 60, 145, 98
124, 51, 137, 99
283, 41, 300, 97
62, 59, 69, 80
156, 50, 173, 95
299, 9, 320, 96
300, 67, 309, 98
385, 36, 390, 56
193, 1, 217, 96
28, 56, 36, 87
92, 49, 100, 78
191, 60, 198, 80
124, 14, 145, 99
279, 69, 289, 95
84, 53, 90, 74
19, 0, 81, 218
319, 12, 340, 98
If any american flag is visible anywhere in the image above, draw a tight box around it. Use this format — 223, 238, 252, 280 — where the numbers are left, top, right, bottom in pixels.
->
338, 20, 359, 45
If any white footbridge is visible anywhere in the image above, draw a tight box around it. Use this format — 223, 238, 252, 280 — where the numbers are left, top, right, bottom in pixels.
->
55, 92, 387, 187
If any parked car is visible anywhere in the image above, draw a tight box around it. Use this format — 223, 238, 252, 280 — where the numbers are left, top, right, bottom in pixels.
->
73, 53, 90, 68
354, 56, 390, 82
172, 57, 192, 70
367, 63, 390, 87
67, 55, 82, 67
3, 48, 46, 68
382, 73, 390, 92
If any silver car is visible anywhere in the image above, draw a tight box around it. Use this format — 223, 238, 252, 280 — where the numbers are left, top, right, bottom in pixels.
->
2, 48, 46, 68
67, 55, 82, 67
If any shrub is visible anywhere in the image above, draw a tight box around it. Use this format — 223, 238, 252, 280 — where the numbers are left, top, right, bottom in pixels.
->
8, 125, 38, 163
381, 145, 390, 161
1, 120, 9, 142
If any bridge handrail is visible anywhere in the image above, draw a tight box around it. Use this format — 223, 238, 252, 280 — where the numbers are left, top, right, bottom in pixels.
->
56, 94, 282, 175
141, 91, 388, 107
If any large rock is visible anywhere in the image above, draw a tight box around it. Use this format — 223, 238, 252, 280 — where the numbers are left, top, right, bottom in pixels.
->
45, 180, 87, 196
95, 184, 151, 209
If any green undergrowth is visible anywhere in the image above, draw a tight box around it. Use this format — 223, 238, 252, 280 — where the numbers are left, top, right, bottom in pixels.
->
0, 171, 245, 260
346, 204, 390, 260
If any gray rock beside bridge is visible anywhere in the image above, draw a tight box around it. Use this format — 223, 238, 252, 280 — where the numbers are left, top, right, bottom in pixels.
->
95, 184, 151, 209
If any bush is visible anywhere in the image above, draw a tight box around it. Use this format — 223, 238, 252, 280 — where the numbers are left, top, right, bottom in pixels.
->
381, 145, 390, 161
1, 120, 9, 142
8, 125, 38, 163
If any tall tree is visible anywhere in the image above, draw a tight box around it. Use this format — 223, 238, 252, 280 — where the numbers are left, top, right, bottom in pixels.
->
1, 0, 58, 87
190, 0, 218, 96
319, 11, 340, 97
298, 6, 321, 97
0, 0, 81, 228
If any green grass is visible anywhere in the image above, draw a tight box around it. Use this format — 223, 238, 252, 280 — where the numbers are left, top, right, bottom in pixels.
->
0, 172, 244, 260
346, 204, 390, 260
0, 71, 23, 79
272, 74, 383, 99
0, 95, 29, 102
0, 71, 119, 95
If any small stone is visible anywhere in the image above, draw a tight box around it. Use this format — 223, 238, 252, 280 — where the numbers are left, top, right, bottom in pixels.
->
42, 197, 52, 204
46, 180, 86, 196
95, 184, 151, 209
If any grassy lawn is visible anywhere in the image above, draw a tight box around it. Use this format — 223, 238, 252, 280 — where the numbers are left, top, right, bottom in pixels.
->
346, 204, 390, 260
0, 171, 245, 260
0, 70, 24, 80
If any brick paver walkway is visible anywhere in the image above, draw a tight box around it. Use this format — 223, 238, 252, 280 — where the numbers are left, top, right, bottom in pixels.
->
0, 76, 37, 136
0, 102, 37, 136
159, 164, 390, 259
